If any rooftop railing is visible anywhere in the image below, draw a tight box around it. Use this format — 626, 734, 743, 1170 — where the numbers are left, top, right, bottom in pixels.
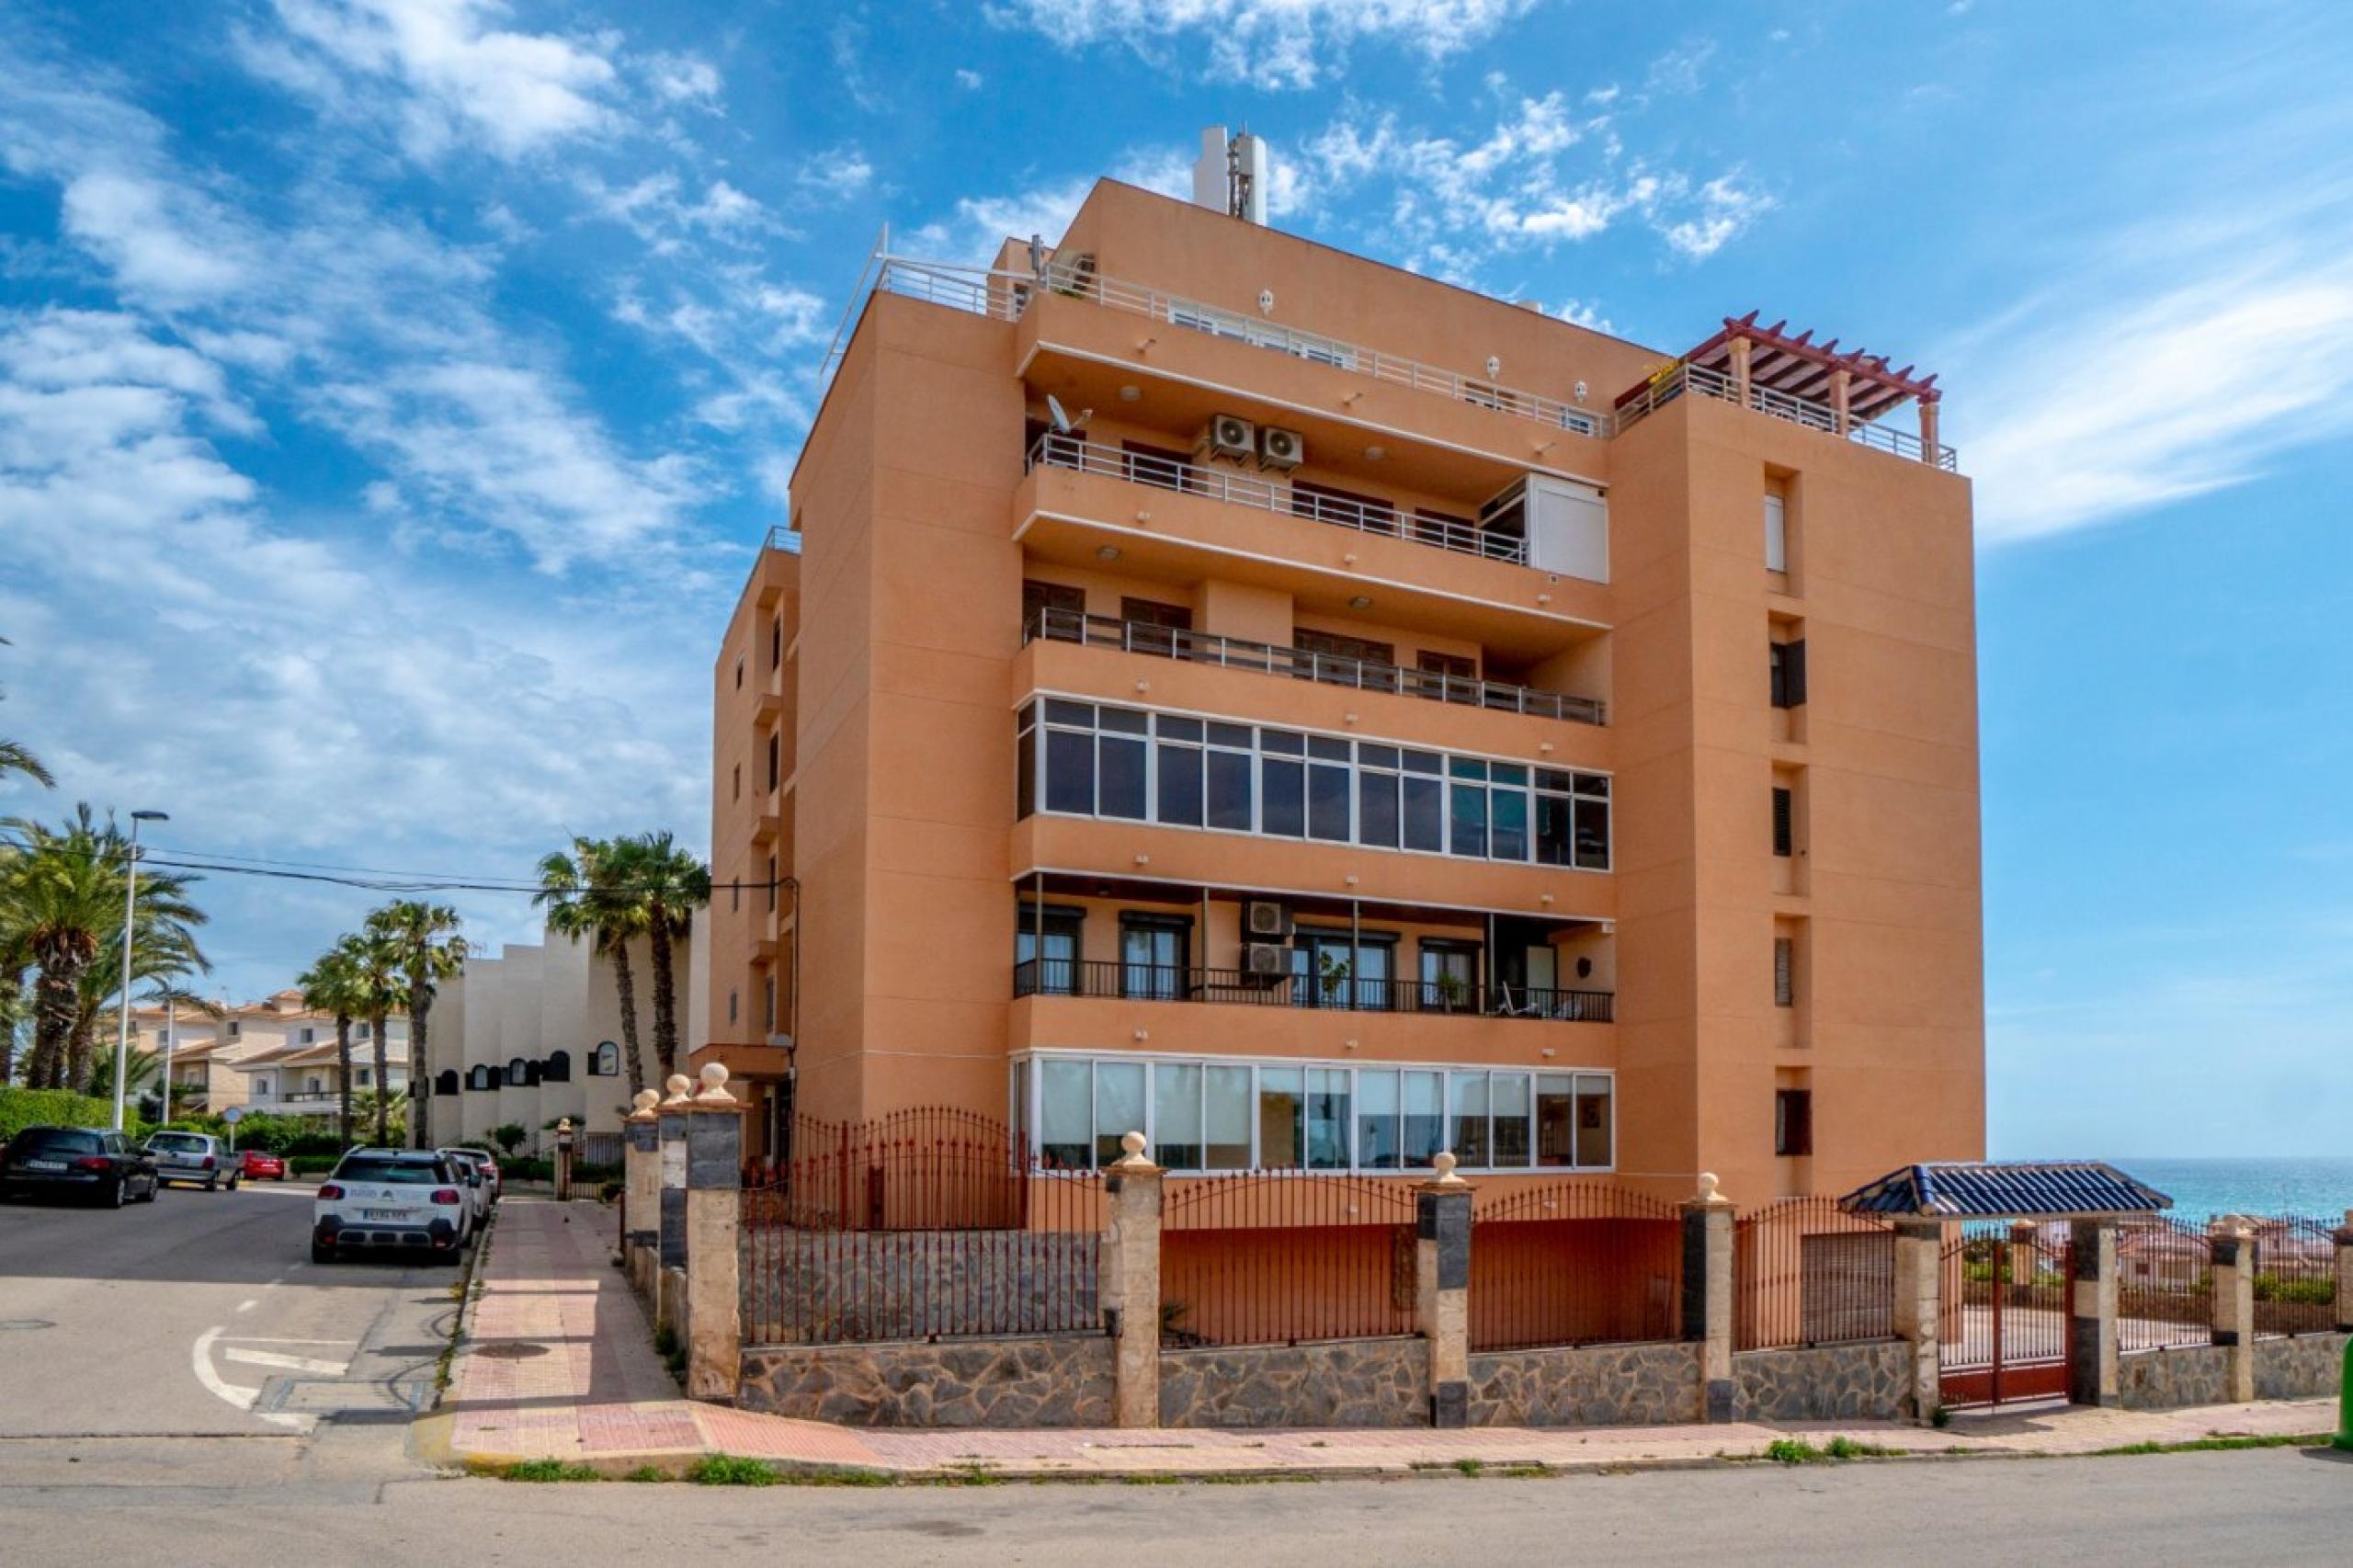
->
1023, 608, 1607, 727
1617, 360, 1959, 471
829, 252, 1614, 440
1027, 431, 1525, 565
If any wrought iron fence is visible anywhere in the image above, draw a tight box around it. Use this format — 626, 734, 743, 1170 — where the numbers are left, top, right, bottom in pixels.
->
739, 1108, 1106, 1346
2116, 1215, 2213, 1354
2249, 1215, 2337, 1338
1159, 1171, 1419, 1347
1469, 1183, 1681, 1353
1733, 1197, 1897, 1352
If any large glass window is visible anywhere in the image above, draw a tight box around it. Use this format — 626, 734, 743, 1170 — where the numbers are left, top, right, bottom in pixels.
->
1093, 1061, 1145, 1167
1040, 1059, 1091, 1169
1020, 1057, 1620, 1174
1259, 1066, 1305, 1167
1153, 1062, 1203, 1170
1017, 700, 1610, 870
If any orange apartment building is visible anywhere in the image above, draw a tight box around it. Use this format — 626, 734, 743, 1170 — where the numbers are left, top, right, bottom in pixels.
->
702, 172, 1984, 1207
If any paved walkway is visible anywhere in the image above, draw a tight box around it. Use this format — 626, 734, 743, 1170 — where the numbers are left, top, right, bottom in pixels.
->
434, 1200, 2338, 1479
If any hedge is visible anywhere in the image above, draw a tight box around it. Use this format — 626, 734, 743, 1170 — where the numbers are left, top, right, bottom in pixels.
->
0, 1086, 118, 1144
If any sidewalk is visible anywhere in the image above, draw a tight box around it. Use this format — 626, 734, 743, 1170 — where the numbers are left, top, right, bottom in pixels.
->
428, 1199, 2337, 1480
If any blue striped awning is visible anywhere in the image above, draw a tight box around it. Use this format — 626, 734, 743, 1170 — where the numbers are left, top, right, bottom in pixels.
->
1839, 1162, 2173, 1220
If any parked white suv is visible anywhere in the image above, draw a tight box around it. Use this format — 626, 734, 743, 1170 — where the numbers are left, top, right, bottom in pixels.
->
312, 1149, 468, 1264
436, 1147, 493, 1231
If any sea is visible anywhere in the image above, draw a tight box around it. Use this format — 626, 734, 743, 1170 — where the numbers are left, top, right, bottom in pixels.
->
2062, 1157, 2353, 1222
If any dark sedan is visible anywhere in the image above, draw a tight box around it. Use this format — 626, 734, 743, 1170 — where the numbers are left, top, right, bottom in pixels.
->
1, 1126, 162, 1207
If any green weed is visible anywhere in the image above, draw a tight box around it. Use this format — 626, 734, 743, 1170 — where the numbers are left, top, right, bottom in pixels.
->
687, 1454, 779, 1486
504, 1460, 603, 1483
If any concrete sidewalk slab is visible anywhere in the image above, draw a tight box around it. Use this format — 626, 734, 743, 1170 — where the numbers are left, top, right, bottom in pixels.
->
434, 1200, 2336, 1481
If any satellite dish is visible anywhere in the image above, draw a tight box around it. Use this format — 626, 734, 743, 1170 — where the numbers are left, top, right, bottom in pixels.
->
1046, 394, 1074, 433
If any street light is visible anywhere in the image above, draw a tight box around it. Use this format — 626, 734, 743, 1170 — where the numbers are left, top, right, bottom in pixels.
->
112, 809, 168, 1132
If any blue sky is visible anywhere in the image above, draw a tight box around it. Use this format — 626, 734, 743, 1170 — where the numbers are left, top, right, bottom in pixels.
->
2, 2, 2349, 1156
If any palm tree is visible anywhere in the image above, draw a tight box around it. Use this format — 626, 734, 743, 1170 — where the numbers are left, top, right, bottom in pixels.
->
0, 805, 206, 1092
342, 931, 406, 1146
365, 901, 467, 1147
536, 837, 651, 1094
0, 634, 53, 791
298, 943, 367, 1148
618, 833, 710, 1085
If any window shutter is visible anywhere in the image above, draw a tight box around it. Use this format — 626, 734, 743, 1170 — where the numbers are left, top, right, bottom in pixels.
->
1785, 639, 1808, 707
1773, 937, 1794, 1007
1772, 788, 1793, 857
1763, 494, 1788, 572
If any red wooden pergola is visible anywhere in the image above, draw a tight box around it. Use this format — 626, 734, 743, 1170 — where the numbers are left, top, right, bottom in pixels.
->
1618, 311, 1947, 459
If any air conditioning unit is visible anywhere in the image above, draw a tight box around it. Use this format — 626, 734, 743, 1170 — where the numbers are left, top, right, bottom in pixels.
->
1244, 899, 1291, 938
1199, 413, 1256, 462
1243, 942, 1289, 980
1257, 426, 1304, 471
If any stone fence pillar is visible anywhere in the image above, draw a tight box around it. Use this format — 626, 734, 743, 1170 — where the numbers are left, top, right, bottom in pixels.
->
1415, 1153, 1472, 1428
1105, 1131, 1163, 1429
622, 1090, 659, 1293
2210, 1218, 2257, 1403
1891, 1220, 1943, 1420
2333, 1210, 2353, 1335
654, 1074, 692, 1342
553, 1117, 575, 1203
684, 1064, 744, 1403
1680, 1174, 1734, 1422
2068, 1218, 2120, 1407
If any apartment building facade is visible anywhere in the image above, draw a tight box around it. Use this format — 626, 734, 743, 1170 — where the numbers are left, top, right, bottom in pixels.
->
703, 176, 1984, 1203
130, 989, 405, 1118
420, 923, 702, 1160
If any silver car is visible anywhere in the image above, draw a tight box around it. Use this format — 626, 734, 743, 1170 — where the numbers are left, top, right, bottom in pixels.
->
436, 1148, 493, 1231
143, 1131, 240, 1190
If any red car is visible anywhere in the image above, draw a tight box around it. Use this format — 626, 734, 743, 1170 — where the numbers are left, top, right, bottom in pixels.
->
238, 1148, 289, 1181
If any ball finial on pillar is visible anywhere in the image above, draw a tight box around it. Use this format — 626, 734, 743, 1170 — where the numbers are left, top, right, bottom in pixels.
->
629, 1088, 660, 1121
1430, 1150, 1466, 1187
694, 1062, 737, 1105
662, 1074, 692, 1107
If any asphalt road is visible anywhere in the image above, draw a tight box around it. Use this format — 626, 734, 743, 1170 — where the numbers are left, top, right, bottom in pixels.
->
5, 1187, 2351, 1566
0, 1448, 2347, 1565
0, 1174, 464, 1454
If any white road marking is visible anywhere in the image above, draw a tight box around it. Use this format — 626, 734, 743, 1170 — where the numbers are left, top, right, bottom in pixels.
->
223, 1348, 350, 1375
190, 1327, 256, 1411
190, 1327, 326, 1432
218, 1335, 356, 1345
234, 1299, 258, 1313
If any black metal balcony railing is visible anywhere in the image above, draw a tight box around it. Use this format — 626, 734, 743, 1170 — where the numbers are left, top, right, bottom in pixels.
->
1014, 959, 1613, 1022
1027, 432, 1527, 565
1022, 608, 1607, 727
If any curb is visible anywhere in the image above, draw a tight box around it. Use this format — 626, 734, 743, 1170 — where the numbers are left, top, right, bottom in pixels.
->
408, 1199, 498, 1473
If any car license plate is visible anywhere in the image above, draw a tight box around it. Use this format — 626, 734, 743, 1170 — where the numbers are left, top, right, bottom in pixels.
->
26, 1159, 66, 1171
362, 1208, 412, 1221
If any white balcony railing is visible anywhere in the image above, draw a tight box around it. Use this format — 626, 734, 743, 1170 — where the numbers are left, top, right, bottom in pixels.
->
1617, 361, 1958, 471
1027, 432, 1526, 566
825, 250, 1614, 441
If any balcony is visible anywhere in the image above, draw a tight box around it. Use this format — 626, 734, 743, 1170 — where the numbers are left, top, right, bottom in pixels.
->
1023, 607, 1605, 727
1615, 358, 1957, 470
1029, 432, 1526, 566
1016, 959, 1613, 1022
833, 255, 1613, 442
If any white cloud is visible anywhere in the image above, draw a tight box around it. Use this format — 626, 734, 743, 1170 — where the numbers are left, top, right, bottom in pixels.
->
797, 145, 875, 202
641, 50, 722, 105
954, 68, 984, 90
1960, 259, 2353, 543
1656, 174, 1771, 259
990, 0, 1543, 89
258, 0, 620, 160
907, 147, 1194, 263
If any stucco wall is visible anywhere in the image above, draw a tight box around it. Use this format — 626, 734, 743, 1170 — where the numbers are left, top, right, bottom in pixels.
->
738, 1335, 1115, 1427
1158, 1336, 1428, 1428
1729, 1340, 1910, 1422
2254, 1332, 2349, 1402
1467, 1340, 1699, 1426
2118, 1345, 2232, 1411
